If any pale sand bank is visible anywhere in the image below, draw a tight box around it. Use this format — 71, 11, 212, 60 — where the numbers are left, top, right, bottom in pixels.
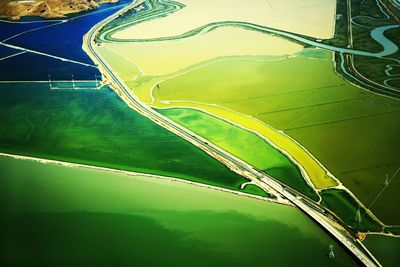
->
114, 0, 336, 40
105, 26, 303, 74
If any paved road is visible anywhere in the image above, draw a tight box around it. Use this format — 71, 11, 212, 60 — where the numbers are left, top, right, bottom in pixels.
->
85, 1, 382, 266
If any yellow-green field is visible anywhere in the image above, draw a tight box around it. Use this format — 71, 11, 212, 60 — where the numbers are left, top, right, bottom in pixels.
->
97, 1, 400, 226
159, 108, 319, 200
148, 49, 400, 225
104, 26, 302, 75
148, 50, 345, 190
97, 46, 340, 190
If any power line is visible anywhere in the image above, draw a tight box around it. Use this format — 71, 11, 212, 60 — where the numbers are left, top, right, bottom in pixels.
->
369, 166, 400, 209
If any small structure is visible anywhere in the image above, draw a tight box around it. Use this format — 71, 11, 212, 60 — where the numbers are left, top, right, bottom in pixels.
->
48, 73, 52, 89
354, 206, 362, 227
71, 74, 76, 89
384, 174, 389, 187
328, 245, 335, 259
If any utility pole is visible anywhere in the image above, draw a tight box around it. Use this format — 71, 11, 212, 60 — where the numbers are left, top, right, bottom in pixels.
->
369, 167, 400, 209
354, 206, 362, 228
328, 244, 335, 259
48, 74, 52, 89
72, 74, 76, 89
384, 174, 389, 187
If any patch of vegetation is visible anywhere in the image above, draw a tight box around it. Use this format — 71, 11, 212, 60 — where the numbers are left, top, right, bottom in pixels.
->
322, 0, 349, 47
320, 189, 382, 233
330, 0, 400, 98
241, 184, 274, 198
160, 108, 319, 200
384, 226, 400, 235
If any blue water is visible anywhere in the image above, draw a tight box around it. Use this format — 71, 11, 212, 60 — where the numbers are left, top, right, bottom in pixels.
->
0, 0, 132, 81
0, 53, 99, 81
0, 21, 59, 41
0, 45, 19, 58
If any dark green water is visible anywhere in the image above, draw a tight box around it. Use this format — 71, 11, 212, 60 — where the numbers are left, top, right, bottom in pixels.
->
364, 234, 400, 267
320, 189, 382, 232
0, 156, 358, 267
0, 83, 248, 191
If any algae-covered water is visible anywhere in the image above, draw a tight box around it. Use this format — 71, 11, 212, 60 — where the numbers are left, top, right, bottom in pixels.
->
0, 156, 358, 267
0, 83, 249, 192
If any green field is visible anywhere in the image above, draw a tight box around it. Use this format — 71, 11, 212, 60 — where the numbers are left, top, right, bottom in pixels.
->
0, 83, 252, 193
160, 108, 318, 200
152, 49, 400, 226
0, 156, 358, 267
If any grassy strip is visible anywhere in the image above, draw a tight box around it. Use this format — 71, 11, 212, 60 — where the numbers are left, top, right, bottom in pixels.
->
320, 189, 382, 233
153, 54, 342, 190
241, 184, 274, 198
384, 226, 400, 235
159, 108, 319, 200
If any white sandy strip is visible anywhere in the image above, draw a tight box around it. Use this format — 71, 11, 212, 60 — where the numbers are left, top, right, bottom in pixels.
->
240, 181, 256, 190
114, 0, 336, 40
0, 152, 289, 206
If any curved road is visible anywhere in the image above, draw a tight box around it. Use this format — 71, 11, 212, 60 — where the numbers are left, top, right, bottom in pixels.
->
84, 1, 382, 266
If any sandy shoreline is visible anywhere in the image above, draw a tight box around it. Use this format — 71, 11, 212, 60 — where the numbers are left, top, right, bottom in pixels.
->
0, 151, 290, 206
